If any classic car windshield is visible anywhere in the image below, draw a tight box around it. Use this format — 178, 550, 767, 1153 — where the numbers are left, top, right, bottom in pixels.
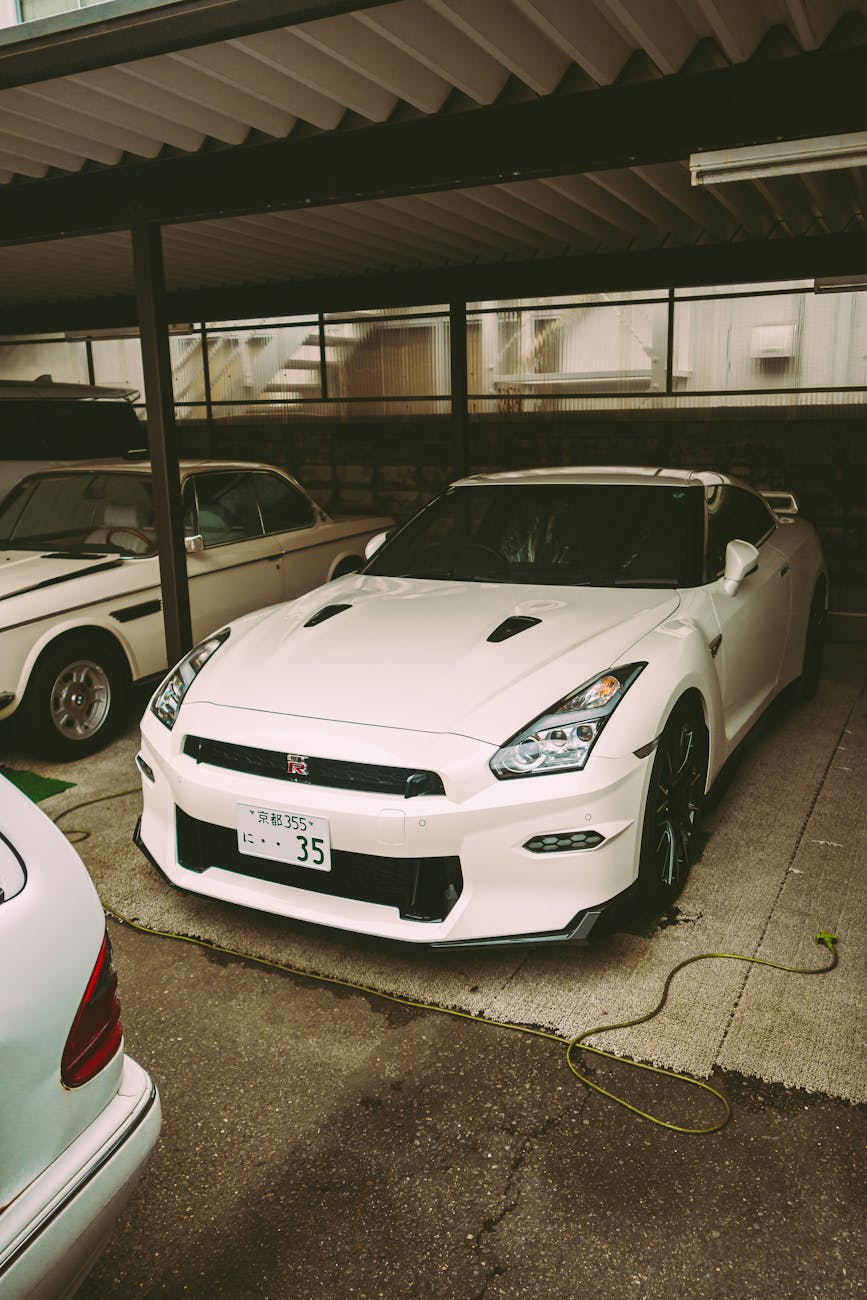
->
0, 472, 157, 556
365, 483, 705, 587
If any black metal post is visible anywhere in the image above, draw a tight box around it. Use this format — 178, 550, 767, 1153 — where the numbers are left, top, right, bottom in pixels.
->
200, 319, 214, 454
449, 300, 469, 479
131, 220, 193, 666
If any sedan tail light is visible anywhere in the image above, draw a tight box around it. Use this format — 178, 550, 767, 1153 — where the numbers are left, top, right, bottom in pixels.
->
61, 929, 123, 1088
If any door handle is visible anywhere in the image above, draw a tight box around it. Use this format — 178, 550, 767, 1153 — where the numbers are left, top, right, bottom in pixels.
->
779, 563, 790, 578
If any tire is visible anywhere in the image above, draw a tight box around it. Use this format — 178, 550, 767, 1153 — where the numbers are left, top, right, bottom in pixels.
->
21, 635, 129, 761
635, 699, 708, 913
793, 580, 826, 702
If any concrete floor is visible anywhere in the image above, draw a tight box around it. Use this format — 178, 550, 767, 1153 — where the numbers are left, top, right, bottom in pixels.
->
2, 648, 865, 1298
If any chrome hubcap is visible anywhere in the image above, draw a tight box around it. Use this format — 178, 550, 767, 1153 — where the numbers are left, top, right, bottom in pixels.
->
652, 720, 704, 890
49, 659, 111, 739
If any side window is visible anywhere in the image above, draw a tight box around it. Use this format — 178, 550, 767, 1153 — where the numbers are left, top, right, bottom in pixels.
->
705, 486, 776, 578
191, 472, 263, 548
253, 472, 314, 534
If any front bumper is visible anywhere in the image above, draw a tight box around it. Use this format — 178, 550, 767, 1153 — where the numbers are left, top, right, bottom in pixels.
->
137, 701, 654, 946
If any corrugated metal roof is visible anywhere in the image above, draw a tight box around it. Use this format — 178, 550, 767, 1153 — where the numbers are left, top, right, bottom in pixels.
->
0, 0, 866, 317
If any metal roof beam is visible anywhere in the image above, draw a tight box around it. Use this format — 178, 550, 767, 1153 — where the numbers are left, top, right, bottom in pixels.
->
1, 43, 865, 247
5, 231, 867, 334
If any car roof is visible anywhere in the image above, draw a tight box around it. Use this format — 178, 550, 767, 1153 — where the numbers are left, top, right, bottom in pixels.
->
14, 458, 293, 478
453, 466, 734, 488
0, 379, 138, 401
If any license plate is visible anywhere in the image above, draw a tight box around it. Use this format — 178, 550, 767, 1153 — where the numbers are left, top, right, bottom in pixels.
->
237, 803, 331, 872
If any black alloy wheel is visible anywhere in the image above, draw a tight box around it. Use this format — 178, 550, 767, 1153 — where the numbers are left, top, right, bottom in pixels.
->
636, 700, 708, 912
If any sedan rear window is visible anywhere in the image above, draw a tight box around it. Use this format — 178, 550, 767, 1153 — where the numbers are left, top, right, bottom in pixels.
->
365, 483, 705, 588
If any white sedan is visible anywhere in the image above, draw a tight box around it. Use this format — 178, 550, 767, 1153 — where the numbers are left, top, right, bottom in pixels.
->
135, 467, 827, 946
0, 775, 160, 1298
0, 460, 391, 759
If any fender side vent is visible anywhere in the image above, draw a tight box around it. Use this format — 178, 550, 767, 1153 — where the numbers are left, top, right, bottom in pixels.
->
487, 615, 542, 643
304, 603, 352, 628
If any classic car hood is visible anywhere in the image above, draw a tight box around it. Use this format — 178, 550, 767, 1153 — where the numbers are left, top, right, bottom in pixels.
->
195, 575, 680, 743
0, 549, 122, 602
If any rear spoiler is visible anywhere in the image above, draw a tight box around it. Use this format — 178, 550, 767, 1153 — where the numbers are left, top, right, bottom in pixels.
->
761, 490, 800, 517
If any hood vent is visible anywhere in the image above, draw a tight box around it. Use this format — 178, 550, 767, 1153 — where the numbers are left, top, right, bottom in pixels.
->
304, 603, 352, 628
487, 615, 542, 644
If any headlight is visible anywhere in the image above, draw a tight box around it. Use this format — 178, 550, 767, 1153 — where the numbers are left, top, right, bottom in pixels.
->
150, 628, 231, 730
490, 663, 645, 779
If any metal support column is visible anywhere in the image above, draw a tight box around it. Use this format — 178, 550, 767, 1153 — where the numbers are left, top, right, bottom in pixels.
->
449, 300, 469, 479
131, 220, 192, 666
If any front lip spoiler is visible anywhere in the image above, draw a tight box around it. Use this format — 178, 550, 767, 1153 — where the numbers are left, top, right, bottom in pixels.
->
429, 886, 634, 948
133, 817, 633, 952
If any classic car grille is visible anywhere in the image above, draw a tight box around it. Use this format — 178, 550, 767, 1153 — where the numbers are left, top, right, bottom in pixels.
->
183, 735, 445, 798
175, 808, 462, 922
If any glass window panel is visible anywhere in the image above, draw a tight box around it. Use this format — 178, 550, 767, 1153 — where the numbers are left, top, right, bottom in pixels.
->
470, 290, 668, 311
205, 325, 320, 405
205, 315, 317, 329
0, 340, 89, 386
323, 306, 447, 321
675, 281, 811, 298
325, 318, 450, 398
468, 302, 668, 396
90, 337, 144, 396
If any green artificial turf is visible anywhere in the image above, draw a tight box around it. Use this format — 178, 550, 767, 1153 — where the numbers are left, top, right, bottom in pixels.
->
1, 768, 76, 803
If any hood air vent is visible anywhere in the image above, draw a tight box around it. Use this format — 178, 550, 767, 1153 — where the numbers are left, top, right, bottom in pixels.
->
487, 615, 542, 644
304, 603, 352, 628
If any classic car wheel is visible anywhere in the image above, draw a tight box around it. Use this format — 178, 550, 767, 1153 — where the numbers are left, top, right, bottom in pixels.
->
23, 636, 129, 760
636, 699, 708, 912
794, 580, 826, 701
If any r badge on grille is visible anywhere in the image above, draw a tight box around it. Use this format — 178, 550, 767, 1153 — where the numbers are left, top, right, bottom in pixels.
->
286, 754, 309, 776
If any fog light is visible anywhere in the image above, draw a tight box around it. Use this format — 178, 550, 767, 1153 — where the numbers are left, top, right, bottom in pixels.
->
524, 829, 605, 853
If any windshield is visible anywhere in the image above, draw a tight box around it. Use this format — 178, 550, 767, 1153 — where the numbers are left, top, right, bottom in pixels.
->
365, 483, 704, 587
0, 472, 157, 557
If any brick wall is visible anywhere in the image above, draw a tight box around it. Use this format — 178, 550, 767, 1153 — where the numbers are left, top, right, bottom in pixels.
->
178, 406, 866, 618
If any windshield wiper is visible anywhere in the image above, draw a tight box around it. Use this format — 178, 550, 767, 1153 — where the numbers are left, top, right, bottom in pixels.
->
613, 576, 680, 588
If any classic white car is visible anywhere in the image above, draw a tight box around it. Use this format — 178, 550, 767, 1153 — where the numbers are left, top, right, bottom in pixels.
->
0, 774, 161, 1297
0, 460, 391, 759
135, 467, 827, 946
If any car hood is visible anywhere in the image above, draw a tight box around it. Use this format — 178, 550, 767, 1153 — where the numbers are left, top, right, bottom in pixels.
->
0, 548, 122, 602
194, 575, 679, 743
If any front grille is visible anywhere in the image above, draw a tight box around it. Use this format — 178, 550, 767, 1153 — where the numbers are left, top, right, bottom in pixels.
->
176, 808, 462, 922
184, 735, 445, 799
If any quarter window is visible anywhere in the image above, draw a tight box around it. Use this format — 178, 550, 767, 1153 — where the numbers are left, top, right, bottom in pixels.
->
253, 472, 314, 533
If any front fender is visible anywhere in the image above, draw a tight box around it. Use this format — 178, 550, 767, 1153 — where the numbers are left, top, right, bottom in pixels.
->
2, 615, 139, 717
594, 616, 725, 787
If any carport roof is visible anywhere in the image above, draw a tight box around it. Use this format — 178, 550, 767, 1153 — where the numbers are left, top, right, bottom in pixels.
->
2, 0, 867, 330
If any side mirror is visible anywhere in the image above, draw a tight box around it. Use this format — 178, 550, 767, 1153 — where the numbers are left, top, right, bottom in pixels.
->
184, 533, 205, 554
722, 539, 759, 595
364, 530, 390, 560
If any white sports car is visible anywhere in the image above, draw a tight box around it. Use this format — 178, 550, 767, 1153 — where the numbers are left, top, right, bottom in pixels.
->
0, 460, 391, 759
0, 775, 160, 1297
135, 467, 826, 946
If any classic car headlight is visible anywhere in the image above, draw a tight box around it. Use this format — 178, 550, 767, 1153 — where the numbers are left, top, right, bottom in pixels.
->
150, 629, 231, 730
490, 664, 645, 779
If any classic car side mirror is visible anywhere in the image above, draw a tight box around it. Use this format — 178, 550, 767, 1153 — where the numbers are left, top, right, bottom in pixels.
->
722, 539, 759, 595
184, 533, 205, 554
364, 530, 390, 560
